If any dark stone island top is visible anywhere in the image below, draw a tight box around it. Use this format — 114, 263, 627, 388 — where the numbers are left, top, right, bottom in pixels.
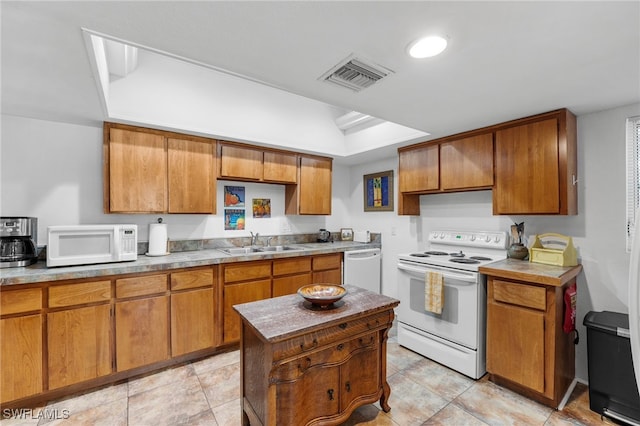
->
233, 285, 399, 343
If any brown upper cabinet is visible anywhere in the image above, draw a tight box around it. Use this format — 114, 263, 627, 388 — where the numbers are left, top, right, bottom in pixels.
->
285, 155, 333, 215
398, 132, 494, 215
107, 126, 167, 213
440, 133, 494, 190
399, 143, 439, 193
105, 123, 332, 215
397, 108, 577, 216
168, 137, 216, 213
218, 142, 298, 184
493, 109, 577, 215
104, 123, 216, 214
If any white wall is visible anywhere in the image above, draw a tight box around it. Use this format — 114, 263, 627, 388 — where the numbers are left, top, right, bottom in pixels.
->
3, 102, 639, 382
0, 115, 345, 245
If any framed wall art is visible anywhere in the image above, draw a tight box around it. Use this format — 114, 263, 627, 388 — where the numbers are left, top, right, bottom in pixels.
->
340, 228, 354, 241
363, 170, 394, 212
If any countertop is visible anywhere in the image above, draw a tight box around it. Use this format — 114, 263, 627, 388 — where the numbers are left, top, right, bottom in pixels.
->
0, 241, 379, 286
233, 285, 399, 343
479, 258, 583, 287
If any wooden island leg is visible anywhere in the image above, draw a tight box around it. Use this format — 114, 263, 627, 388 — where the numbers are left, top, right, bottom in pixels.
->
380, 322, 392, 412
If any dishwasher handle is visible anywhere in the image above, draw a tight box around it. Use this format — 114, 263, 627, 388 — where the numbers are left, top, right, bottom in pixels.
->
344, 249, 380, 260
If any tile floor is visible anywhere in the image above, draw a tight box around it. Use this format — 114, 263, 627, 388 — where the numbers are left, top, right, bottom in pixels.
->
1, 333, 617, 426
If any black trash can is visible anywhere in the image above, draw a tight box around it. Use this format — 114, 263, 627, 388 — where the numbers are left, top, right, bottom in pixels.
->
584, 311, 640, 423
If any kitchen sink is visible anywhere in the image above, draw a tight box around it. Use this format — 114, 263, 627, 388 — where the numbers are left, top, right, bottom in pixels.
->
219, 247, 262, 255
258, 245, 301, 252
219, 245, 304, 255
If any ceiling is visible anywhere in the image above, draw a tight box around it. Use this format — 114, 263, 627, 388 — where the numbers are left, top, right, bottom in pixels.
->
2, 1, 639, 163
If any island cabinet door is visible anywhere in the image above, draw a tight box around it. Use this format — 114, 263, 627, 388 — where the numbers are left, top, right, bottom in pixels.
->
339, 333, 380, 409
275, 364, 340, 424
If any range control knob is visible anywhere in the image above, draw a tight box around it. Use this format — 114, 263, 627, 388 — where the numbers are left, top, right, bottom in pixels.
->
485, 235, 492, 242
470, 235, 476, 241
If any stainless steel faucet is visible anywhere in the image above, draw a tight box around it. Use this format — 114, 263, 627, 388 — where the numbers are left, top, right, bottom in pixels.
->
266, 236, 274, 247
250, 231, 259, 246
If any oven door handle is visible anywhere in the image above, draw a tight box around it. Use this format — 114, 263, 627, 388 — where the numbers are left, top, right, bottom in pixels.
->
397, 262, 477, 283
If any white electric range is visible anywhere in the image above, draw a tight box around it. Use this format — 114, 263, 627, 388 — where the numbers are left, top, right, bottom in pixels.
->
397, 230, 508, 379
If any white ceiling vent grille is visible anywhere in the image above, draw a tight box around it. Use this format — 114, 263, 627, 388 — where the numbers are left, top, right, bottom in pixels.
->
320, 56, 393, 92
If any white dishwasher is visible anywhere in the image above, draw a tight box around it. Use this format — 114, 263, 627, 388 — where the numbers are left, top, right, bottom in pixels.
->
343, 248, 381, 293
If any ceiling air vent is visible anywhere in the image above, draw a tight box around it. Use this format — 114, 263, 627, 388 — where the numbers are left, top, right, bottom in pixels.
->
320, 56, 393, 92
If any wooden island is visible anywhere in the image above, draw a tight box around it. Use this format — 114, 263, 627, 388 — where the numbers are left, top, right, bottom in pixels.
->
233, 285, 399, 426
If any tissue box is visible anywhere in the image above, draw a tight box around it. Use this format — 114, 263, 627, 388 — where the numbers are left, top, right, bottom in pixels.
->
353, 231, 370, 243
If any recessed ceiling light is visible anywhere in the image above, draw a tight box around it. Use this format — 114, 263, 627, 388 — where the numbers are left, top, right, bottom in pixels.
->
408, 36, 448, 59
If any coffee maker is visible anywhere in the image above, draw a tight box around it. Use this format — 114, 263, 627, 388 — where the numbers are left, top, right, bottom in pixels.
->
0, 217, 38, 268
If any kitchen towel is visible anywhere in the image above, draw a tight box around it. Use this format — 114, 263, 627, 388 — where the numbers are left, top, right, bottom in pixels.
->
148, 223, 168, 256
424, 271, 444, 314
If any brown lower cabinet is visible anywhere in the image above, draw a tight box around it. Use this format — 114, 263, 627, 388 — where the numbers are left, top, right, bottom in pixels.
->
1, 287, 43, 402
483, 262, 582, 408
48, 305, 112, 389
0, 266, 218, 407
115, 296, 170, 371
221, 253, 343, 345
0, 254, 346, 407
47, 280, 112, 390
272, 257, 312, 297
1, 314, 43, 401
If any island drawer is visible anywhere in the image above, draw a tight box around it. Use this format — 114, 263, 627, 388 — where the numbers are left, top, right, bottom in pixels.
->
271, 310, 392, 361
271, 332, 378, 382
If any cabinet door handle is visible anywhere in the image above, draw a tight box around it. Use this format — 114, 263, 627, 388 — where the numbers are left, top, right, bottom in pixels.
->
327, 389, 334, 400
337, 343, 344, 351
345, 382, 351, 392
339, 322, 348, 329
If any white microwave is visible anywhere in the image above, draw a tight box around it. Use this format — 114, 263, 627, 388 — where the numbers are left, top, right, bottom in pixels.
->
47, 224, 138, 267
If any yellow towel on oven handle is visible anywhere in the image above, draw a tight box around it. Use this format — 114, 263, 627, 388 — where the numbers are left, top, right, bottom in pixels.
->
425, 271, 444, 314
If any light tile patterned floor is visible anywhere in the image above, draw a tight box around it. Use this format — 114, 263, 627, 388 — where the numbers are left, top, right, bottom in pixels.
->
1, 335, 617, 426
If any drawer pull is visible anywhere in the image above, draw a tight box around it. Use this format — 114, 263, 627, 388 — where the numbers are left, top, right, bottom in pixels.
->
339, 323, 348, 329
367, 319, 380, 328
327, 389, 334, 400
359, 336, 374, 346
298, 357, 312, 372
345, 382, 351, 392
300, 339, 318, 351
337, 343, 344, 351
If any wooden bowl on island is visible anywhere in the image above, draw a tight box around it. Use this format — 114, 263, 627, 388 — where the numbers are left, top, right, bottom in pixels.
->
297, 284, 347, 307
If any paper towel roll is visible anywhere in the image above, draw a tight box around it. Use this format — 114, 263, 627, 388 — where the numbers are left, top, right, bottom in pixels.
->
148, 223, 168, 256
